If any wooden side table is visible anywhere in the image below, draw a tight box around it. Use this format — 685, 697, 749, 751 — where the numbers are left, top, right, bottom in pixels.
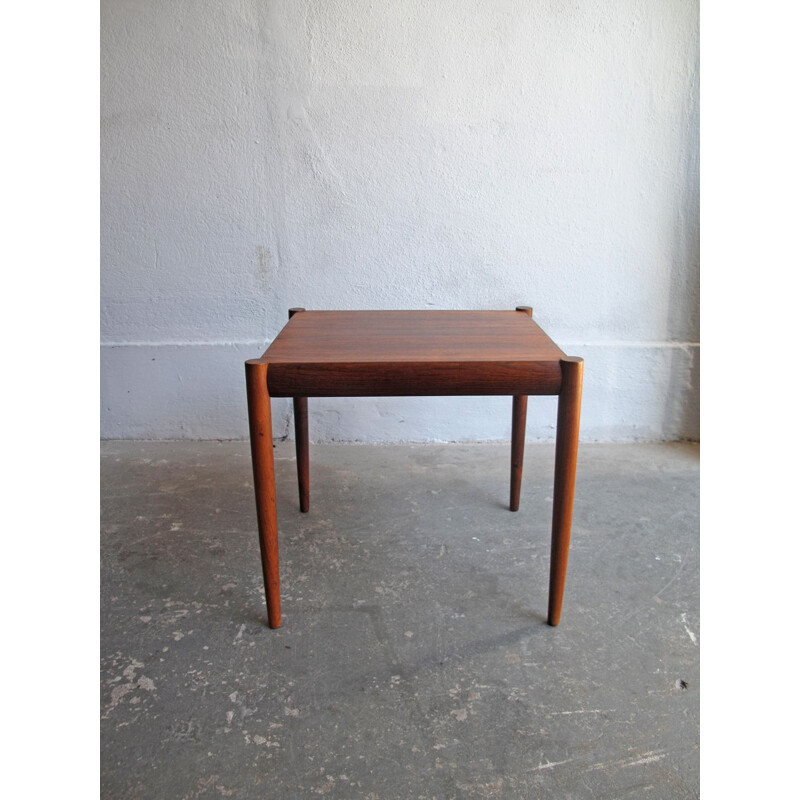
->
245, 308, 583, 629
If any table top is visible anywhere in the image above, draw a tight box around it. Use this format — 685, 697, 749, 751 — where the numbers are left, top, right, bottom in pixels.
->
261, 310, 566, 364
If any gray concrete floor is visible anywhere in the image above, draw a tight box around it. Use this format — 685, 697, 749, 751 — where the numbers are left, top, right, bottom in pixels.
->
101, 441, 699, 799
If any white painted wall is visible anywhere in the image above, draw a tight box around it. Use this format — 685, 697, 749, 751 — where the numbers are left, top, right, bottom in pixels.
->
101, 0, 698, 442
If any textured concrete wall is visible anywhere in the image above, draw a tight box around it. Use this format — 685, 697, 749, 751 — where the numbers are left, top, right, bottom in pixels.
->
101, 0, 699, 442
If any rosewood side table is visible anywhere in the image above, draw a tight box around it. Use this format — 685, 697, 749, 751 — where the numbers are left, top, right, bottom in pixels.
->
245, 308, 583, 629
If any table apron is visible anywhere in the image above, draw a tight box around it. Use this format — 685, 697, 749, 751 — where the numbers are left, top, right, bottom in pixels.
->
266, 361, 563, 397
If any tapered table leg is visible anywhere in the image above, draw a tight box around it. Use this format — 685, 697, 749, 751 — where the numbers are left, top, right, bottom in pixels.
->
245, 360, 281, 629
293, 397, 309, 512
510, 395, 528, 511
288, 308, 310, 513
547, 356, 584, 627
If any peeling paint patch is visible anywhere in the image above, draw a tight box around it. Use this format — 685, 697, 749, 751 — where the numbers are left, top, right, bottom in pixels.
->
681, 612, 698, 645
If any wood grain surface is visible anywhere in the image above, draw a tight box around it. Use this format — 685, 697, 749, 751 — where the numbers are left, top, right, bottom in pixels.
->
262, 310, 565, 363
257, 311, 566, 397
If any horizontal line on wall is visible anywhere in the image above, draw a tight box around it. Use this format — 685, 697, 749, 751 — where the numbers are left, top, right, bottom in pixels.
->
562, 341, 700, 348
101, 339, 699, 349
101, 340, 269, 348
